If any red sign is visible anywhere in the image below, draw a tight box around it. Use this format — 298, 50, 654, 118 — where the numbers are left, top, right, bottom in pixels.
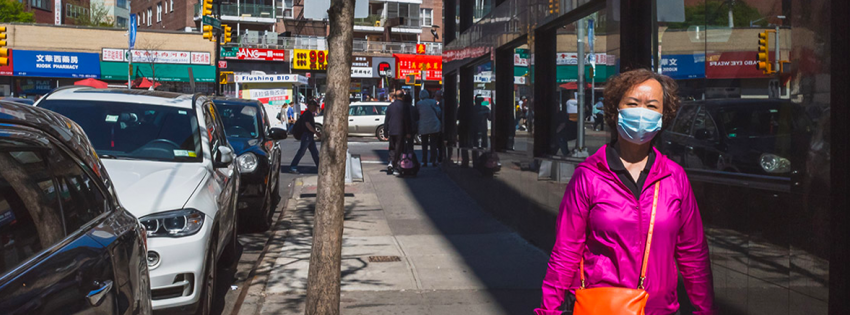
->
393, 54, 442, 81
226, 48, 287, 62
306, 72, 311, 78
416, 44, 426, 54
218, 60, 227, 68
706, 51, 775, 79
0, 49, 12, 76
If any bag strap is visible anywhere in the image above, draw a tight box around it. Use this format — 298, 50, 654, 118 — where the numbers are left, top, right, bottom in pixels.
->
580, 181, 660, 290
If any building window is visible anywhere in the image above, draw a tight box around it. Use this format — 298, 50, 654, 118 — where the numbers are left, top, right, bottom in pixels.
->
137, 13, 141, 26
66, 4, 90, 18
117, 16, 128, 27
387, 3, 419, 27
420, 8, 432, 27
283, 0, 293, 18
163, 1, 167, 14
30, 0, 50, 10
117, 0, 127, 9
147, 8, 152, 25
156, 3, 162, 22
170, 0, 173, 12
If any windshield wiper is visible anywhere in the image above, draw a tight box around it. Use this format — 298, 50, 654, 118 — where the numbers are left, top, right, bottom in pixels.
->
99, 154, 118, 159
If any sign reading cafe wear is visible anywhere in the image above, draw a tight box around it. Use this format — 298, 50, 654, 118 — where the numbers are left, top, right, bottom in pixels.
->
14, 50, 100, 78
351, 56, 373, 78
102, 48, 211, 65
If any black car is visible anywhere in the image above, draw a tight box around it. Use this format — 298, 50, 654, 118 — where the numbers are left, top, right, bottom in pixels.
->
659, 99, 813, 190
213, 98, 287, 231
0, 101, 152, 314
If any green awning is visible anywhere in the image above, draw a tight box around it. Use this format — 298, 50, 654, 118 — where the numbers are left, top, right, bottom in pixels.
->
556, 65, 614, 83
100, 62, 216, 82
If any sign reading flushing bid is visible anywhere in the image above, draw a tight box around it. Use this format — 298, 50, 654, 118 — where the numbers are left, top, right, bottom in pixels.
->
14, 50, 100, 78
235, 74, 309, 85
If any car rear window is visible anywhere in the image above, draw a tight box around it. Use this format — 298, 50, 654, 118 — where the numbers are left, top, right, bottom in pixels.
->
717, 102, 811, 139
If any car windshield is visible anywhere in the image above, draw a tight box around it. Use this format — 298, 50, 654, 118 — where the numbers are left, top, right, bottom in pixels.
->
218, 105, 260, 139
717, 102, 811, 139
39, 100, 202, 162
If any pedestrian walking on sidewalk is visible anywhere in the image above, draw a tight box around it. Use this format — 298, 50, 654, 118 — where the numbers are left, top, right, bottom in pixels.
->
416, 89, 441, 167
433, 90, 445, 164
384, 90, 412, 175
289, 100, 321, 174
536, 69, 716, 315
592, 97, 605, 131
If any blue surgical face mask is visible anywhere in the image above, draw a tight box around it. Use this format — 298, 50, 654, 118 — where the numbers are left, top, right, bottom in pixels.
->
617, 107, 663, 145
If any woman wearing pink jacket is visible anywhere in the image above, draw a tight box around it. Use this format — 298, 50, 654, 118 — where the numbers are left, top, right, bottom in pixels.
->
536, 69, 716, 315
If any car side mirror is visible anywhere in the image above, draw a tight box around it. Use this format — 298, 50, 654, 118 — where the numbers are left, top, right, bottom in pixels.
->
215, 146, 234, 167
694, 129, 712, 141
269, 127, 288, 140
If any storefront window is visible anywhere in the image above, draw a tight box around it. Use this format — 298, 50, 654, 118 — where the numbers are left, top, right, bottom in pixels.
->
656, 0, 830, 313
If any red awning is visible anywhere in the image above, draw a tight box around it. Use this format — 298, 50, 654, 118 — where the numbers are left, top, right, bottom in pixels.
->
559, 82, 591, 90
74, 78, 108, 89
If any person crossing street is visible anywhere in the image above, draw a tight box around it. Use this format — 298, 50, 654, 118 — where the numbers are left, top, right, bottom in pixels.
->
289, 100, 321, 174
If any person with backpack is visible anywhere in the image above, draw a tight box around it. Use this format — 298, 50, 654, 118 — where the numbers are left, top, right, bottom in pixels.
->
384, 90, 412, 175
288, 100, 321, 174
416, 89, 441, 167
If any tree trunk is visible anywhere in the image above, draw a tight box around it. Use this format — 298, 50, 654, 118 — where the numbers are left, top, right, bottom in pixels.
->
304, 1, 355, 315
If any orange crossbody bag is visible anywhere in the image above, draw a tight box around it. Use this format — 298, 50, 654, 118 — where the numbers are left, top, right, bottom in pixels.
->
573, 181, 660, 315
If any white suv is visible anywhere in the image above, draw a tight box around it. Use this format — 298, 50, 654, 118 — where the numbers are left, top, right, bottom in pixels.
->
314, 101, 391, 141
38, 87, 240, 314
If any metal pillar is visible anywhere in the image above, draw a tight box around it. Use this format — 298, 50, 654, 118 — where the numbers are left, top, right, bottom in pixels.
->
574, 18, 587, 157
214, 0, 222, 96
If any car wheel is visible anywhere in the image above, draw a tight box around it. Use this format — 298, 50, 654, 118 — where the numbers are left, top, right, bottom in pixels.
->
376, 125, 389, 141
314, 124, 323, 141
196, 240, 216, 315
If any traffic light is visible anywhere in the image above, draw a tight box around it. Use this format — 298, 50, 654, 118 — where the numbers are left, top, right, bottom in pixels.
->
548, 0, 559, 14
202, 25, 213, 41
0, 26, 7, 66
757, 31, 772, 74
222, 24, 232, 43
202, 0, 213, 16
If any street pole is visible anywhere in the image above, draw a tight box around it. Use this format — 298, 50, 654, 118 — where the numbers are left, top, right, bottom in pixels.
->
574, 18, 588, 157
214, 0, 221, 96
774, 25, 780, 73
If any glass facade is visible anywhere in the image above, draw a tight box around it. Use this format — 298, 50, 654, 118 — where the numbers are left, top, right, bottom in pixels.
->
442, 0, 836, 313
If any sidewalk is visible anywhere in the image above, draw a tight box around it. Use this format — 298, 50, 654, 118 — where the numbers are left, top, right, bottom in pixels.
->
237, 164, 550, 314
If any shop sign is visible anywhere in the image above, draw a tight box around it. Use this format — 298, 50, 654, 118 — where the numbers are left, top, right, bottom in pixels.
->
218, 61, 228, 69
225, 48, 287, 61
514, 53, 529, 67
350, 81, 361, 93
514, 76, 527, 85
235, 74, 309, 85
443, 46, 491, 63
292, 49, 328, 70
373, 57, 395, 78
0, 49, 13, 76
706, 51, 772, 79
14, 50, 100, 78
556, 53, 615, 66
660, 54, 705, 80
394, 54, 442, 81
102, 48, 211, 65
351, 56, 373, 78
17, 79, 52, 94
242, 88, 293, 105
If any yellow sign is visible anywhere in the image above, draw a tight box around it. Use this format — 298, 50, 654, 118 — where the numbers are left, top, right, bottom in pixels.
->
293, 49, 328, 71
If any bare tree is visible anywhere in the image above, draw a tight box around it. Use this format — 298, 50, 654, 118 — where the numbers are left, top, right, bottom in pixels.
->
135, 38, 165, 89
304, 0, 355, 314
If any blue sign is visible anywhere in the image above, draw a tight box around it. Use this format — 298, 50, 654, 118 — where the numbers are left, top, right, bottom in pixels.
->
587, 19, 595, 64
660, 54, 705, 80
14, 50, 101, 78
129, 14, 137, 50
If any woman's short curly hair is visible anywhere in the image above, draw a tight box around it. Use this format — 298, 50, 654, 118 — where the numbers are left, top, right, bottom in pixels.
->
602, 68, 680, 130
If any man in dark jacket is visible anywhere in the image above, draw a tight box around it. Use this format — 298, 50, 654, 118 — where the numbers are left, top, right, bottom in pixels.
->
384, 90, 411, 175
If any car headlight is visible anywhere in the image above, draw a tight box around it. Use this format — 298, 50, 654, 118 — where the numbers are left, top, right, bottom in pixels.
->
140, 209, 205, 237
238, 152, 258, 173
760, 153, 791, 174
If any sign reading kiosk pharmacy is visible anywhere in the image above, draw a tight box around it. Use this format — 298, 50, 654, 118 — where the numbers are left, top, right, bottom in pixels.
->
14, 50, 100, 78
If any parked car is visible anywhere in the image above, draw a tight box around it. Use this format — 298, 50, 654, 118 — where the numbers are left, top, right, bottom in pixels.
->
0, 97, 35, 105
314, 101, 391, 141
37, 87, 240, 314
213, 97, 286, 231
0, 100, 152, 315
659, 99, 813, 185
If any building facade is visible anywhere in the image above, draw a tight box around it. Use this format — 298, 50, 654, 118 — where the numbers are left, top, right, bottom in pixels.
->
442, 0, 846, 314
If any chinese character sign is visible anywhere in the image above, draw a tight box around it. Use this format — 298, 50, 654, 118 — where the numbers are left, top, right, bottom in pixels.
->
293, 49, 328, 71
393, 54, 442, 81
15, 50, 100, 78
416, 44, 426, 54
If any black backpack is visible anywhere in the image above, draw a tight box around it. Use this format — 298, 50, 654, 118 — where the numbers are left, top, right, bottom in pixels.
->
291, 116, 305, 140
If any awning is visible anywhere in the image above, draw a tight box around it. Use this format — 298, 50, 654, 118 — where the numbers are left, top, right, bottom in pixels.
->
100, 61, 216, 82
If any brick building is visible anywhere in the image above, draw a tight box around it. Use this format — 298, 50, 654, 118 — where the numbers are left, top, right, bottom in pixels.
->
132, 0, 196, 31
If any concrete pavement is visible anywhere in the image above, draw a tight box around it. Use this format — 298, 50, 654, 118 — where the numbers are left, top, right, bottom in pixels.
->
236, 163, 550, 314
